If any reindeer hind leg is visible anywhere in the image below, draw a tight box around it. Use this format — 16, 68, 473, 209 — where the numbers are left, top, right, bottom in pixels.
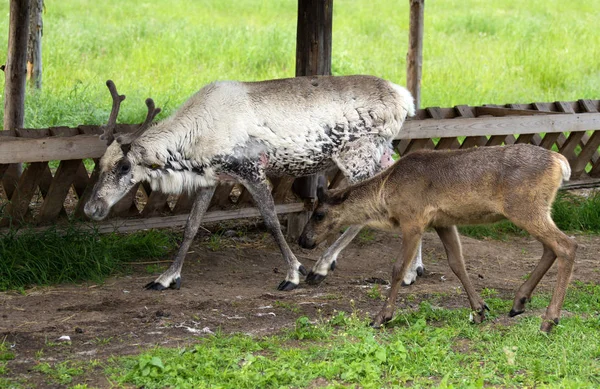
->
241, 178, 305, 291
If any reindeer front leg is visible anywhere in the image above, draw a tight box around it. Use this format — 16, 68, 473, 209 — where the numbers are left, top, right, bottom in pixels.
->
145, 186, 216, 290
241, 178, 307, 291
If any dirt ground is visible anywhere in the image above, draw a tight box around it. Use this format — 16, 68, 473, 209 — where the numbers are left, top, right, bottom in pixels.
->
1, 227, 599, 388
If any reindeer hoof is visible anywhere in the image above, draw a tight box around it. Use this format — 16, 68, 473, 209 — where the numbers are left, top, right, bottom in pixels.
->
277, 280, 298, 291
144, 281, 167, 291
299, 265, 308, 276
169, 277, 182, 290
144, 277, 181, 291
306, 271, 326, 285
416, 266, 425, 277
330, 261, 336, 271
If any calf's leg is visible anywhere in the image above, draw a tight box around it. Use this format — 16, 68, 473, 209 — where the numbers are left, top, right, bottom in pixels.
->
436, 226, 488, 323
372, 227, 423, 327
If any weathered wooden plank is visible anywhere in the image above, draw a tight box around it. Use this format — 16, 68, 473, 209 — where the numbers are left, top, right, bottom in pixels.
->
1, 203, 307, 236
515, 133, 536, 144
486, 135, 508, 146
475, 106, 560, 116
37, 160, 81, 223
271, 176, 296, 203
140, 191, 170, 217
173, 191, 197, 215
209, 182, 235, 208
539, 132, 561, 150
0, 134, 105, 163
1, 164, 20, 199
435, 137, 461, 150
397, 113, 600, 140
1, 162, 46, 226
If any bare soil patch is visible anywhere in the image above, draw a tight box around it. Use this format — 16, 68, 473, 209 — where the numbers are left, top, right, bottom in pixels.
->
2, 229, 599, 387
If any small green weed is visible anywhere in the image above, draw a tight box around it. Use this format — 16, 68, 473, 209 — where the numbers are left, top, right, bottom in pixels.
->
366, 284, 385, 300
206, 233, 225, 251
357, 228, 376, 244
274, 300, 300, 313
33, 361, 84, 385
91, 337, 112, 346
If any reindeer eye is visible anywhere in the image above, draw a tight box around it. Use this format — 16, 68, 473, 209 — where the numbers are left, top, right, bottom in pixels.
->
314, 211, 326, 221
118, 161, 131, 175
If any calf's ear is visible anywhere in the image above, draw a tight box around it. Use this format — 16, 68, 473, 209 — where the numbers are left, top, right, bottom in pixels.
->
316, 175, 329, 203
328, 189, 350, 205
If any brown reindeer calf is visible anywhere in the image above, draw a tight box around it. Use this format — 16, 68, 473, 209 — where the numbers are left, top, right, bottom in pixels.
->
298, 144, 577, 333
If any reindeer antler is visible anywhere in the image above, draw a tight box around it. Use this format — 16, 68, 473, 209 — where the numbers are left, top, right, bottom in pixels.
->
115, 97, 162, 149
100, 80, 126, 146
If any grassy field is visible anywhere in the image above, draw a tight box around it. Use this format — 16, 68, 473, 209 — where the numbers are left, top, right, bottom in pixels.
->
0, 0, 599, 128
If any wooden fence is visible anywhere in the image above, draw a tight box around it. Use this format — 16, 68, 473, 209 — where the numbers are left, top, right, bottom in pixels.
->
1, 99, 600, 234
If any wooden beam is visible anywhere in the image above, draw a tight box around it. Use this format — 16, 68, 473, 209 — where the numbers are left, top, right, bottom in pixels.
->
3, 0, 30, 131
407, 0, 425, 109
1, 203, 307, 235
0, 134, 106, 163
397, 113, 600, 140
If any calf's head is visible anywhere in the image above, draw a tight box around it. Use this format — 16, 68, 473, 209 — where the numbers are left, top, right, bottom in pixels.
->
298, 180, 350, 249
84, 80, 161, 221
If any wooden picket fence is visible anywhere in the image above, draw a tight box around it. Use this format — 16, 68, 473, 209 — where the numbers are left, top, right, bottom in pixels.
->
1, 99, 600, 233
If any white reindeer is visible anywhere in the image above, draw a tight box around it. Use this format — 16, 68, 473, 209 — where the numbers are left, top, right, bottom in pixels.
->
84, 75, 420, 291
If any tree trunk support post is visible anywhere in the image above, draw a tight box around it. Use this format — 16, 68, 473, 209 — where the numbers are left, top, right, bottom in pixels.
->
4, 0, 30, 132
288, 0, 333, 241
27, 0, 43, 90
407, 0, 424, 110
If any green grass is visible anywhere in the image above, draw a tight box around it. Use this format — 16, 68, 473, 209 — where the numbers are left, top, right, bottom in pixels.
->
0, 0, 599, 129
460, 191, 600, 240
0, 225, 176, 291
104, 282, 600, 388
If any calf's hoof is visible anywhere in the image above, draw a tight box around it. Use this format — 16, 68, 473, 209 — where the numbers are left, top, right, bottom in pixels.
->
508, 308, 524, 317
277, 280, 298, 291
469, 303, 489, 324
540, 318, 559, 333
509, 296, 530, 317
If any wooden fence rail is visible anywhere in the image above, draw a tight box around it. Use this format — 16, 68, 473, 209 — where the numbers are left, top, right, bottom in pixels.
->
1, 99, 600, 232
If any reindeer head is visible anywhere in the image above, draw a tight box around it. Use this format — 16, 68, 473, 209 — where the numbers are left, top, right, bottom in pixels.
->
298, 177, 350, 249
84, 80, 161, 221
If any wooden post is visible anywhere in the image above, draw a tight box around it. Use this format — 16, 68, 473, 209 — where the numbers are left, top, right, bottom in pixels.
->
4, 0, 30, 131
407, 0, 424, 110
287, 0, 333, 241
27, 0, 43, 90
